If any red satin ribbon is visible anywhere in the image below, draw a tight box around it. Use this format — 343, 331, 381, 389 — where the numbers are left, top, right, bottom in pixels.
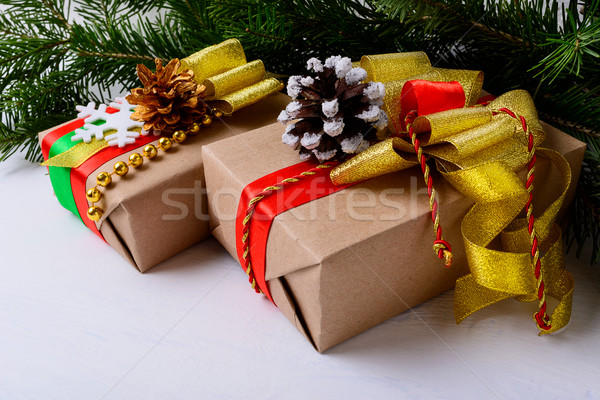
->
235, 161, 358, 302
476, 94, 496, 105
41, 120, 84, 160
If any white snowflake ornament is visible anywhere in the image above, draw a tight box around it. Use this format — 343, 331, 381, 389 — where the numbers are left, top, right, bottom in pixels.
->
71, 103, 109, 143
109, 97, 136, 112
71, 98, 144, 148
75, 102, 101, 119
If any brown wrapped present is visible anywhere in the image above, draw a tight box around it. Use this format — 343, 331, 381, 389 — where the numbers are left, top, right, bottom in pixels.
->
203, 112, 585, 351
39, 93, 290, 272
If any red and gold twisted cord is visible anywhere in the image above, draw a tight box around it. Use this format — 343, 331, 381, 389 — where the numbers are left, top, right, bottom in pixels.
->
405, 111, 453, 267
240, 163, 335, 292
493, 107, 552, 332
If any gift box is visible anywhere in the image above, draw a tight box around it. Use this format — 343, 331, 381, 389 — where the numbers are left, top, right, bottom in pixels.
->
39, 92, 290, 272
203, 116, 586, 352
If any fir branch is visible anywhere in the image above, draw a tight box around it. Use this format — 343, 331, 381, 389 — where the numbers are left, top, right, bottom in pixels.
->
40, 0, 72, 30
244, 27, 288, 42
533, 2, 600, 82
471, 21, 527, 47
376, 0, 532, 47
76, 50, 156, 61
539, 112, 600, 138
184, 0, 206, 27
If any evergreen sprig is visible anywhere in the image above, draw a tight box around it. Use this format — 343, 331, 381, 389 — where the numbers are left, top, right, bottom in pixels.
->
0, 0, 598, 262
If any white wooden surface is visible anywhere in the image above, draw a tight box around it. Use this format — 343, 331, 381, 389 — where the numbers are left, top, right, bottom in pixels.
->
1, 151, 599, 400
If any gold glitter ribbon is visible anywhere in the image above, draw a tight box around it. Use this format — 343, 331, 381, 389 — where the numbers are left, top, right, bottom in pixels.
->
451, 148, 573, 333
41, 138, 108, 168
39, 126, 141, 168
330, 85, 573, 333
180, 39, 284, 115
360, 52, 484, 133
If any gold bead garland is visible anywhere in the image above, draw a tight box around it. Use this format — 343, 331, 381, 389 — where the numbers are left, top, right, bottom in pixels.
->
172, 130, 187, 143
143, 144, 158, 159
85, 112, 223, 222
189, 122, 201, 135
129, 153, 143, 167
114, 161, 129, 176
202, 115, 213, 127
86, 187, 102, 203
158, 137, 172, 150
96, 172, 112, 187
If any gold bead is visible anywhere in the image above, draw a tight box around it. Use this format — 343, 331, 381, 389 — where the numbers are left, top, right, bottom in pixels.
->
113, 161, 129, 176
87, 206, 103, 221
212, 108, 223, 118
129, 153, 143, 168
172, 130, 187, 143
202, 116, 213, 126
96, 172, 112, 187
143, 144, 158, 159
188, 122, 201, 136
86, 187, 102, 203
159, 137, 173, 150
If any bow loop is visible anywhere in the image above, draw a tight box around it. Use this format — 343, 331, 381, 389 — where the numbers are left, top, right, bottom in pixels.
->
180, 39, 283, 115
360, 52, 484, 133
412, 106, 493, 146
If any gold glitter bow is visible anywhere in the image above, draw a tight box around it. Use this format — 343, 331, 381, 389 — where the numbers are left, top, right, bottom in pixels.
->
42, 39, 283, 169
331, 90, 546, 183
360, 52, 484, 133
331, 70, 573, 333
180, 38, 284, 115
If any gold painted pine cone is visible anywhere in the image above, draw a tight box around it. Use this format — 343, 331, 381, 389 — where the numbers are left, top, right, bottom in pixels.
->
127, 58, 208, 134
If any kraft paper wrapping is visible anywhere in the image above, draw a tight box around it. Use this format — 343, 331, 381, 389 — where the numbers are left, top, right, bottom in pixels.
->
38, 93, 291, 272
203, 119, 586, 352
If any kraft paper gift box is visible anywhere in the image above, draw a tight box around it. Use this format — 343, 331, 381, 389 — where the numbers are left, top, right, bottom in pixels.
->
202, 120, 586, 352
39, 93, 290, 272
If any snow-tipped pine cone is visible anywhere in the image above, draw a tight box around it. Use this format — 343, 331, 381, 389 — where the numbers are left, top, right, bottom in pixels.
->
278, 55, 388, 163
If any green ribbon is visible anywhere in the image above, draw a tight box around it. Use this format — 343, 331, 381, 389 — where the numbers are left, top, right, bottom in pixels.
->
46, 119, 107, 221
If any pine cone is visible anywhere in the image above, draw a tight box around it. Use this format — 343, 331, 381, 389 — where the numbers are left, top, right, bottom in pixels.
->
278, 56, 388, 163
127, 58, 207, 135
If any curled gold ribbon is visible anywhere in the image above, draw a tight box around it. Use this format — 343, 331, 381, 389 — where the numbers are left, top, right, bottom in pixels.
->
180, 39, 284, 115
452, 148, 573, 333
330, 54, 573, 333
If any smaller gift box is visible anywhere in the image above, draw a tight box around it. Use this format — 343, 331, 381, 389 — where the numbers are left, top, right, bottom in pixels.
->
39, 93, 290, 272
